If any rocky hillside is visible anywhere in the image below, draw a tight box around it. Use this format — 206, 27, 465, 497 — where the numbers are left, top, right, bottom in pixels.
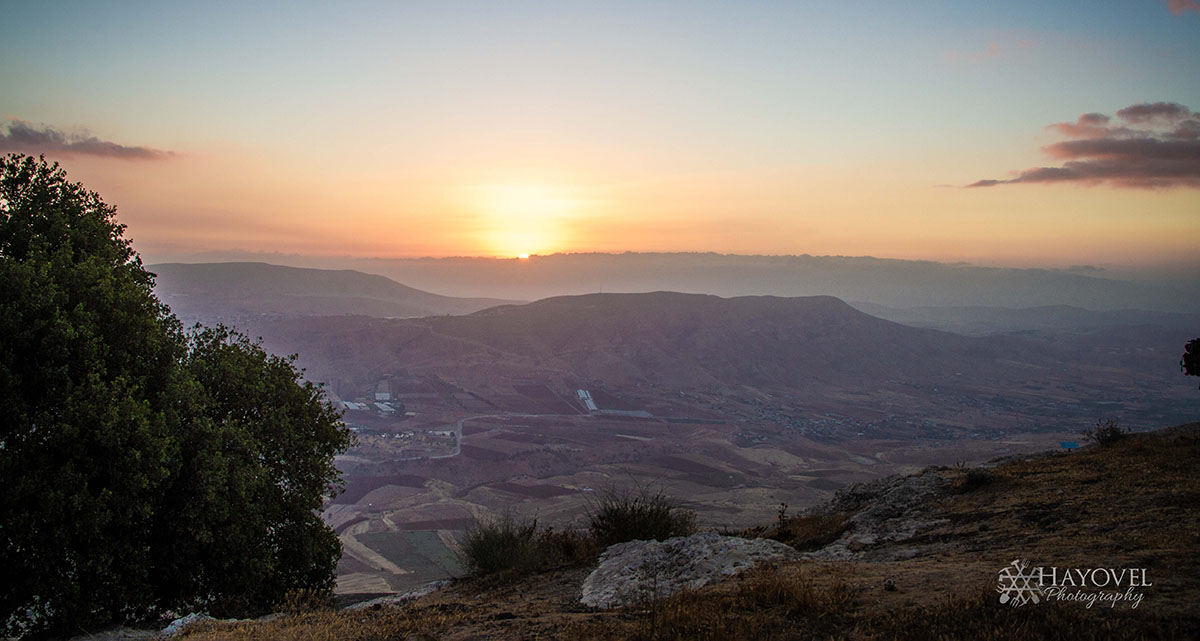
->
167, 422, 1199, 640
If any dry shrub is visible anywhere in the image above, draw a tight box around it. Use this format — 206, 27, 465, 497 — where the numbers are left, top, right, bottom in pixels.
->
958, 467, 997, 492
536, 526, 600, 567
765, 512, 851, 551
457, 513, 542, 576
458, 515, 598, 581
1081, 418, 1129, 447
275, 587, 330, 615
587, 487, 696, 547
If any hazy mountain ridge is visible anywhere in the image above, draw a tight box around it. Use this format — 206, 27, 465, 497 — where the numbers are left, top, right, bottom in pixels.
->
149, 262, 519, 323
167, 253, 1200, 313
850, 302, 1200, 336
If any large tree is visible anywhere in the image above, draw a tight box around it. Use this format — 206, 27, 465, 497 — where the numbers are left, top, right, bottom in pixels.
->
0, 155, 351, 637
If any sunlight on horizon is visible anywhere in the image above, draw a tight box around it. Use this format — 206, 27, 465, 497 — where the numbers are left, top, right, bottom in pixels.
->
466, 183, 588, 257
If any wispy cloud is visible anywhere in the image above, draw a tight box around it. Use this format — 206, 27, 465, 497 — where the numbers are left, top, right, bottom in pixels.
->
967, 102, 1200, 189
1166, 0, 1200, 16
943, 39, 1037, 66
0, 119, 173, 160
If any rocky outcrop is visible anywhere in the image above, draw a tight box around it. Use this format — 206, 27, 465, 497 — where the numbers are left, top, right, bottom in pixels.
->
580, 532, 798, 609
805, 468, 951, 560
344, 581, 448, 610
161, 613, 216, 636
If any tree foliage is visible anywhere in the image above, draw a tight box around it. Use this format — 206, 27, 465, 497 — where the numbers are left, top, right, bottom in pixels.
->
1183, 338, 1200, 389
0, 154, 352, 637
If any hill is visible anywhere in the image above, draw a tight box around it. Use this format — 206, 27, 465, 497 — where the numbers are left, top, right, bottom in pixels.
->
148, 262, 517, 323
425, 292, 1051, 388
174, 422, 1200, 640
242, 291, 1193, 432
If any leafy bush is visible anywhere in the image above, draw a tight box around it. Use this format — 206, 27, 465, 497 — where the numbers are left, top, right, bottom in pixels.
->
0, 155, 352, 636
1183, 338, 1200, 388
587, 487, 696, 547
1081, 419, 1128, 447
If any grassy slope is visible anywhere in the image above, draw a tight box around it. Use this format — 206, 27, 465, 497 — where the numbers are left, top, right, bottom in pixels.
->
180, 423, 1200, 640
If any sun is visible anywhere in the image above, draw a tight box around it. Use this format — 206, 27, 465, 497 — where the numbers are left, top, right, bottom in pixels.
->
466, 183, 580, 257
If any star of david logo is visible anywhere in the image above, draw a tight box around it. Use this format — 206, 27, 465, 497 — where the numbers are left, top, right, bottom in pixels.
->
996, 559, 1042, 607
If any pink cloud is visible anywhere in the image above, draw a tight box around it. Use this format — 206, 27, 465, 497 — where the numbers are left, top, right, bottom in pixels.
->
0, 119, 173, 160
1167, 0, 1200, 16
968, 102, 1200, 189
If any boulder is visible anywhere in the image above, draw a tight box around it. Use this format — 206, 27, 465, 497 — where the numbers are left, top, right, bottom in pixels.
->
580, 532, 798, 609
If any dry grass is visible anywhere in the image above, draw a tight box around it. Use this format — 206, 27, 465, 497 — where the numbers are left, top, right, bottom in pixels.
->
758, 511, 852, 551
177, 602, 471, 641
568, 567, 1183, 641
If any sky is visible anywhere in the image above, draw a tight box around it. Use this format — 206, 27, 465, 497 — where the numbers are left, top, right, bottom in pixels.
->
1, 1, 1198, 273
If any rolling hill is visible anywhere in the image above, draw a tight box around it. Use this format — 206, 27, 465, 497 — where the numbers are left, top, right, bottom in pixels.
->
236, 291, 1195, 435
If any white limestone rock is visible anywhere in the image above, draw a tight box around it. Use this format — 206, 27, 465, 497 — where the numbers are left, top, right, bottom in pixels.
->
580, 531, 798, 609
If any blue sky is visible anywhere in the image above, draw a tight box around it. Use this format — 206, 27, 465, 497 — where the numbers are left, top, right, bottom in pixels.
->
1, 2, 1197, 268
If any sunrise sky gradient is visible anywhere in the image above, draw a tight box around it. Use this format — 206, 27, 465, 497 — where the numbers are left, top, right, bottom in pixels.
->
2, 1, 1198, 272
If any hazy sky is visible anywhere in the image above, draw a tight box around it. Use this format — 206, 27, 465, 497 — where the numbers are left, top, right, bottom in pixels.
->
2, 1, 1198, 270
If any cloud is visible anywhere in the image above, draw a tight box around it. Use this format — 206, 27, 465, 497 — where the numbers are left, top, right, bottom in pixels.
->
968, 102, 1200, 189
1116, 102, 1192, 123
1166, 0, 1200, 16
943, 39, 1037, 66
0, 119, 172, 160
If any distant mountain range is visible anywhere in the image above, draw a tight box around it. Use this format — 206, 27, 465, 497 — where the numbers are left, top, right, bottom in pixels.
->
159, 253, 1200, 313
148, 262, 518, 323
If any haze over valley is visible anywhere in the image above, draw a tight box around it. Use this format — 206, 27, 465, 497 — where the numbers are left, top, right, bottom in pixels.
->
152, 260, 1199, 594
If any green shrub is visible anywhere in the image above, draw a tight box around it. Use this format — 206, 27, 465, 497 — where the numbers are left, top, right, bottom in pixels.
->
587, 487, 696, 547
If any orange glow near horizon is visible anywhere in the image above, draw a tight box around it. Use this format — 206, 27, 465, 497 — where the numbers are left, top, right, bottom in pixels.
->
464, 183, 587, 257
52, 149, 1200, 272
